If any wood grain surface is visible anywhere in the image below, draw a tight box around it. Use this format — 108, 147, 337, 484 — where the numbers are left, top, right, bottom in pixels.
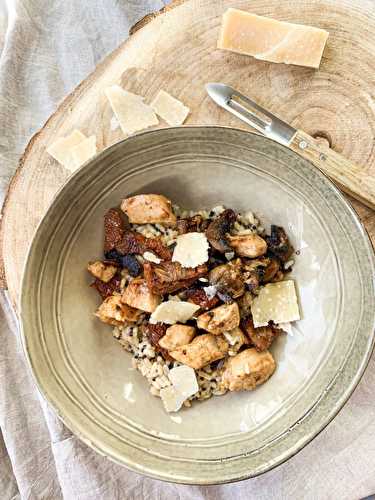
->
2, 0, 375, 306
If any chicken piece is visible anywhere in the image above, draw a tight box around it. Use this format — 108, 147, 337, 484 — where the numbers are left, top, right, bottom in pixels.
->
243, 256, 280, 283
121, 194, 176, 225
87, 260, 118, 283
90, 275, 121, 300
242, 317, 282, 351
95, 294, 141, 326
184, 287, 220, 310
121, 277, 161, 313
227, 233, 267, 258
237, 291, 253, 317
176, 214, 209, 234
159, 324, 196, 350
220, 348, 276, 391
169, 334, 229, 369
223, 326, 249, 349
205, 209, 236, 253
209, 259, 245, 300
196, 302, 240, 335
116, 231, 172, 260
104, 208, 128, 253
265, 225, 294, 262
144, 261, 208, 295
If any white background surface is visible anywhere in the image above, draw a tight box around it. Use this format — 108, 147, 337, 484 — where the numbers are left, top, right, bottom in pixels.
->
0, 1, 374, 498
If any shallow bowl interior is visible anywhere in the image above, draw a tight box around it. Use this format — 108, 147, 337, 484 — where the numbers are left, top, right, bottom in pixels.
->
20, 127, 375, 484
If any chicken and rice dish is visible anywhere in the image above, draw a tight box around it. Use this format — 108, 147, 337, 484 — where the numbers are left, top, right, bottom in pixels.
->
87, 194, 299, 412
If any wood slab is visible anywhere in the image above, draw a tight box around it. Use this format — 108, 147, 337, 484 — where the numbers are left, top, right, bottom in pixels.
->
2, 0, 375, 307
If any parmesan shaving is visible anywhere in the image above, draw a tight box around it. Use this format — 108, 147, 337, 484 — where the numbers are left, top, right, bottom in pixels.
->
172, 232, 209, 268
151, 90, 190, 126
46, 130, 86, 169
150, 300, 199, 325
69, 135, 97, 172
105, 85, 158, 136
143, 251, 161, 264
251, 280, 300, 327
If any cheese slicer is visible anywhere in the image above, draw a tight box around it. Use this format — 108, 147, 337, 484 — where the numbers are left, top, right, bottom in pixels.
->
206, 82, 375, 210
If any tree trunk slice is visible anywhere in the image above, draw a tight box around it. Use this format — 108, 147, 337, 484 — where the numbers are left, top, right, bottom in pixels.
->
1, 0, 375, 308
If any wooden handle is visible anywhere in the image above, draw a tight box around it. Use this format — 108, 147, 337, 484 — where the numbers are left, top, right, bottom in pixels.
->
289, 130, 375, 211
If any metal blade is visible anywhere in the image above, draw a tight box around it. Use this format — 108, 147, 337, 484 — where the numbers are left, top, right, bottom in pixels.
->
206, 83, 296, 146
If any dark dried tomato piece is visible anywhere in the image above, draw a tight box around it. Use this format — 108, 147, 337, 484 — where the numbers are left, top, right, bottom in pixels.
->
116, 231, 172, 260
90, 275, 121, 300
143, 323, 172, 361
104, 208, 128, 253
242, 317, 283, 351
144, 261, 208, 295
185, 288, 220, 310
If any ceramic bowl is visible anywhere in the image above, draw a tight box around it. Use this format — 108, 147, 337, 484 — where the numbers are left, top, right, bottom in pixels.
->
20, 127, 375, 484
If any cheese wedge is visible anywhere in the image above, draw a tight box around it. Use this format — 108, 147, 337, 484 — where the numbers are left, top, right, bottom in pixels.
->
151, 90, 190, 126
251, 280, 300, 327
69, 135, 97, 171
46, 130, 86, 169
218, 8, 329, 68
105, 85, 158, 136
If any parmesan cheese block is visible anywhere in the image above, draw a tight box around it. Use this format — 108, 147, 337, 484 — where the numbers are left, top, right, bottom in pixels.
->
46, 130, 86, 169
105, 85, 159, 136
69, 135, 97, 171
251, 280, 300, 327
151, 90, 190, 126
150, 300, 200, 325
172, 232, 209, 268
218, 8, 329, 69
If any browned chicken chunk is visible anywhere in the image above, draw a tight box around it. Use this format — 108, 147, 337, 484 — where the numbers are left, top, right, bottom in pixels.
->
184, 287, 220, 310
121, 277, 161, 312
104, 208, 128, 253
144, 261, 208, 295
242, 317, 283, 351
205, 209, 236, 253
243, 256, 280, 284
196, 302, 240, 335
121, 194, 176, 225
209, 259, 245, 300
116, 231, 172, 260
159, 324, 196, 351
87, 260, 118, 283
220, 348, 276, 391
228, 233, 267, 258
90, 276, 121, 300
95, 294, 141, 326
224, 326, 249, 349
169, 334, 229, 369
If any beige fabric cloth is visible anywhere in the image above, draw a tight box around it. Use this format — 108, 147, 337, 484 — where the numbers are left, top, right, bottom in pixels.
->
0, 1, 375, 499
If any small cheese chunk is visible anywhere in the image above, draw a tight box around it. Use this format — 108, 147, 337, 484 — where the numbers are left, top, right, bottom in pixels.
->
151, 90, 190, 126
143, 251, 161, 264
172, 232, 209, 268
251, 280, 300, 327
218, 8, 329, 69
150, 300, 199, 325
46, 130, 86, 169
105, 85, 158, 136
160, 386, 185, 413
69, 135, 97, 171
169, 365, 198, 399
